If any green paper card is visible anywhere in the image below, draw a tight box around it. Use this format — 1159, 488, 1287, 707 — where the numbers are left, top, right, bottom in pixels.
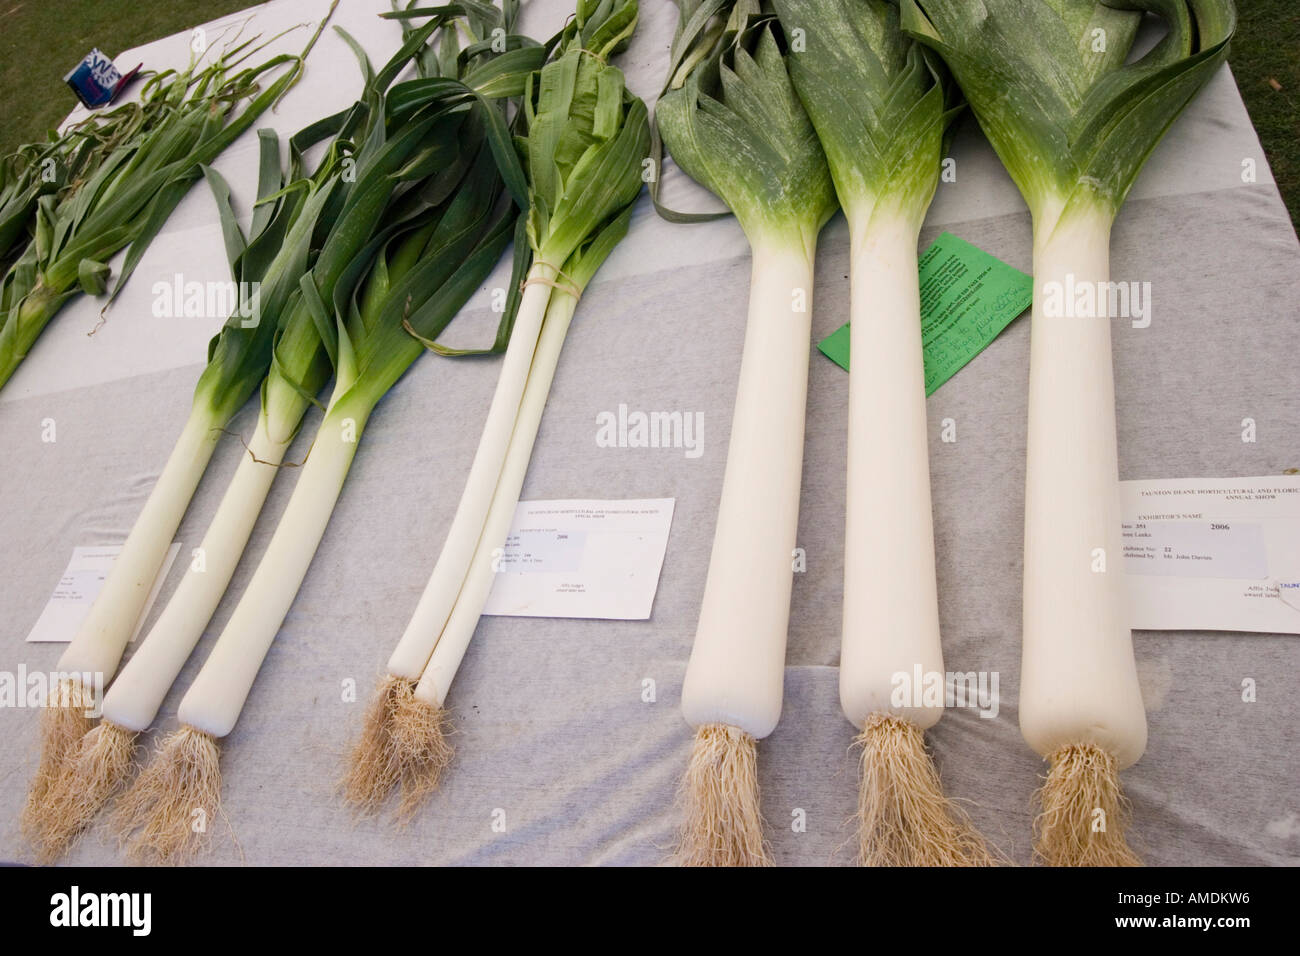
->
817, 231, 1033, 395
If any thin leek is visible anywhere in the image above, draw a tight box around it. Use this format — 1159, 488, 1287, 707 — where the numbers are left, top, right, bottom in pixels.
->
110, 4, 541, 863
345, 0, 648, 819
27, 8, 477, 859
21, 6, 342, 844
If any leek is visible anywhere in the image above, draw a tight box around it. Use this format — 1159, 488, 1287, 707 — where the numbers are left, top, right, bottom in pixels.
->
26, 9, 489, 860
0, 17, 335, 391
345, 0, 648, 819
0, 96, 156, 264
767, 0, 991, 866
902, 0, 1236, 865
21, 8, 345, 842
655, 0, 837, 866
111, 4, 543, 863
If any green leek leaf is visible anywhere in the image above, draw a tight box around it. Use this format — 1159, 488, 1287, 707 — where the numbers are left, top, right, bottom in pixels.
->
900, 0, 1236, 222
654, 0, 836, 249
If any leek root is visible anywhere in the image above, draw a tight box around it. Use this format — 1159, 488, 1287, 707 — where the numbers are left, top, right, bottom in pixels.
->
1034, 742, 1140, 867
110, 726, 222, 865
36, 721, 138, 862
677, 724, 771, 867
854, 714, 993, 867
21, 678, 95, 844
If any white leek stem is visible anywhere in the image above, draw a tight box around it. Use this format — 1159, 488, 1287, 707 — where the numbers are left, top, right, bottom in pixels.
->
1020, 203, 1146, 769
414, 290, 579, 707
57, 408, 221, 679
839, 211, 944, 732
680, 240, 816, 739
386, 268, 555, 679
102, 413, 291, 733
177, 406, 362, 737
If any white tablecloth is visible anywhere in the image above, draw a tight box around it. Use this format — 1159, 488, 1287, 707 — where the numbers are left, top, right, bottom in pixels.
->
1, 0, 1297, 866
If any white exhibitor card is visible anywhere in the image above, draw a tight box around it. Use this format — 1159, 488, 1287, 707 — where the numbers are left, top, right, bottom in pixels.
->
26, 543, 183, 643
483, 499, 675, 620
1121, 476, 1300, 633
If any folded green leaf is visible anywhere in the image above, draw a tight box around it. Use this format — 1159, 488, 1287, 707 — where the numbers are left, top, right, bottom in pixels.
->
654, 0, 836, 249
76, 258, 110, 296
900, 0, 1236, 222
523, 0, 651, 266
770, 0, 960, 223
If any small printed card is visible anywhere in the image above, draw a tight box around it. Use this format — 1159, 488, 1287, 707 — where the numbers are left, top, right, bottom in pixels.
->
1121, 476, 1300, 633
483, 499, 675, 620
819, 231, 1034, 394
26, 543, 182, 643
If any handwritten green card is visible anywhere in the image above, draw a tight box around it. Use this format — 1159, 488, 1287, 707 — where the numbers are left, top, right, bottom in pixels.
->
818, 231, 1033, 395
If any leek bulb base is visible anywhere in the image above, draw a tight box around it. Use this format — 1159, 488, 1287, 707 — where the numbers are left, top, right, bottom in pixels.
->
1033, 741, 1141, 866
680, 240, 817, 739
1019, 202, 1146, 769
839, 210, 944, 731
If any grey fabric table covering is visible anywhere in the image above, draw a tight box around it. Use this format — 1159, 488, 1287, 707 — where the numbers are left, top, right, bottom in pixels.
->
1, 0, 1297, 866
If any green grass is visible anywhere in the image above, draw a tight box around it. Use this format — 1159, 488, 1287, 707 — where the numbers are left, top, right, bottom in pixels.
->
0, 0, 1296, 230
1231, 1, 1300, 229
0, 0, 265, 148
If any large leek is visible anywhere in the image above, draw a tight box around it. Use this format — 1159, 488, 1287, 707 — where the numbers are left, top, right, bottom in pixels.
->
656, 0, 837, 866
770, 0, 989, 866
902, 0, 1236, 865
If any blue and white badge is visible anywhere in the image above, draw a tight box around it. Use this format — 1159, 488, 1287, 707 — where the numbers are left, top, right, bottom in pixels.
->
64, 49, 126, 108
